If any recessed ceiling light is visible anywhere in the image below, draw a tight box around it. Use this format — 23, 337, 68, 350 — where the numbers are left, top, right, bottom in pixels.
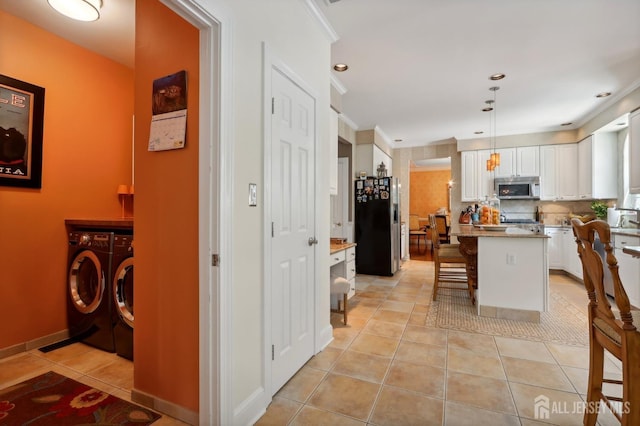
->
561, 122, 573, 126
333, 63, 348, 72
617, 122, 626, 126
474, 131, 484, 134
489, 73, 506, 81
394, 139, 403, 143
595, 92, 611, 98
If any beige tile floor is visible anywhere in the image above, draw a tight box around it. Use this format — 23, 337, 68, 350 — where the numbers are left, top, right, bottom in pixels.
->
0, 342, 187, 425
0, 262, 625, 426
257, 261, 624, 426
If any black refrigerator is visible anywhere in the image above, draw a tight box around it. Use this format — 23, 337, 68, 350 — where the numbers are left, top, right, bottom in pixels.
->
354, 176, 400, 276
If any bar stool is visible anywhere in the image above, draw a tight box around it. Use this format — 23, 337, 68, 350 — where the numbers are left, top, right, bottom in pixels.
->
331, 276, 350, 325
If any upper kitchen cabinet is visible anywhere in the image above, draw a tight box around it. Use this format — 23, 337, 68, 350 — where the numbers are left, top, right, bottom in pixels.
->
329, 108, 339, 195
517, 146, 540, 177
577, 133, 617, 200
630, 108, 640, 194
354, 128, 393, 178
461, 149, 494, 202
494, 146, 539, 178
540, 144, 578, 201
461, 151, 478, 201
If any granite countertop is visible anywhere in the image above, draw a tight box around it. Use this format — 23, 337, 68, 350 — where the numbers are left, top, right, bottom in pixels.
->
452, 224, 548, 238
330, 242, 357, 254
546, 224, 640, 238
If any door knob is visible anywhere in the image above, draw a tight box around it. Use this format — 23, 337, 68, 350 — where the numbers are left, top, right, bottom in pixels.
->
308, 237, 319, 246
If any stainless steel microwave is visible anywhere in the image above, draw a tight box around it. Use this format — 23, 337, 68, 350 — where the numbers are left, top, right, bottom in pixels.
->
495, 176, 540, 200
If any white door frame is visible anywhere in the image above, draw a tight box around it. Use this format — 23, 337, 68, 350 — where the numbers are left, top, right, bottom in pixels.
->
262, 43, 319, 401
161, 1, 232, 424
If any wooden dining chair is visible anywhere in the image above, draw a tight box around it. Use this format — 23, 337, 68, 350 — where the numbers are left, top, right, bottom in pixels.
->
409, 214, 428, 248
571, 218, 640, 425
429, 214, 474, 304
434, 214, 450, 244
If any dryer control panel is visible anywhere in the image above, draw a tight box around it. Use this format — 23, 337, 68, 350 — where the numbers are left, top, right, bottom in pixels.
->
69, 232, 113, 249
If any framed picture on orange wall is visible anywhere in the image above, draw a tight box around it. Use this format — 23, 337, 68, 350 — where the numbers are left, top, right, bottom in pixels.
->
0, 74, 45, 189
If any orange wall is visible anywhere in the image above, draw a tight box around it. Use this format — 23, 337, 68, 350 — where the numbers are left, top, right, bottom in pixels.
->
134, 1, 199, 412
409, 170, 451, 217
0, 11, 133, 349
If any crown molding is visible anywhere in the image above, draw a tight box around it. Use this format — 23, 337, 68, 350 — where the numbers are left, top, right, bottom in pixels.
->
301, 0, 339, 43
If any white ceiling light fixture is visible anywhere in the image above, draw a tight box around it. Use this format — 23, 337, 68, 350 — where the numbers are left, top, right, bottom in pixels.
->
48, 0, 103, 22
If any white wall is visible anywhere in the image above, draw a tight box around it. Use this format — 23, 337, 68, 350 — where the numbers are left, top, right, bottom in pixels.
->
208, 0, 332, 419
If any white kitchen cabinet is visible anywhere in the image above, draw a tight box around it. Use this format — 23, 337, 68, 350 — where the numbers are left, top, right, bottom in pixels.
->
461, 149, 494, 202
540, 145, 558, 200
517, 146, 540, 177
345, 246, 356, 299
629, 109, 640, 194
356, 143, 392, 178
494, 148, 516, 178
614, 234, 640, 308
494, 146, 539, 178
330, 245, 357, 310
545, 227, 565, 269
373, 144, 392, 176
557, 144, 579, 201
577, 133, 617, 200
540, 144, 578, 201
562, 227, 583, 280
461, 151, 478, 201
329, 108, 338, 195
477, 149, 495, 200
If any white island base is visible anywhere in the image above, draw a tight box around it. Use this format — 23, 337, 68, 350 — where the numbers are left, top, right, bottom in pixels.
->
476, 235, 549, 323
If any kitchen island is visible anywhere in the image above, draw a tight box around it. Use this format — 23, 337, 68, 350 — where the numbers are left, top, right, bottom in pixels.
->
452, 224, 549, 322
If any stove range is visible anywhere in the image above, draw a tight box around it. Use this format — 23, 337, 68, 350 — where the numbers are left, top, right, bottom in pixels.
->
500, 219, 544, 233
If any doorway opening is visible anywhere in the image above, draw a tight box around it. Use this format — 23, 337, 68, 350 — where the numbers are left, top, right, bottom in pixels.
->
408, 157, 451, 261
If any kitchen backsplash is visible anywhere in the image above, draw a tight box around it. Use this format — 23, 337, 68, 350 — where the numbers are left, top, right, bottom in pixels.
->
496, 199, 618, 225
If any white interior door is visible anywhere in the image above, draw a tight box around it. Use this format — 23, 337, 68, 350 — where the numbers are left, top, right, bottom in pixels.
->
270, 68, 316, 393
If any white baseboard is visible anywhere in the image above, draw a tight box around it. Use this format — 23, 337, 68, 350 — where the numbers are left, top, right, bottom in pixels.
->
131, 387, 198, 425
318, 324, 334, 352
233, 386, 267, 426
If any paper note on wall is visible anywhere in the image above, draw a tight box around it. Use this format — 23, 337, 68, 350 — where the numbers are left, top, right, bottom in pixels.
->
148, 109, 187, 151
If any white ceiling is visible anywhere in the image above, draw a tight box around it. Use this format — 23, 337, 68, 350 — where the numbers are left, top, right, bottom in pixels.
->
319, 0, 640, 147
2, 1, 639, 149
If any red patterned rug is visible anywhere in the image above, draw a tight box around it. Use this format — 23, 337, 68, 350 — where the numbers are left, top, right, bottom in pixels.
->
0, 371, 160, 425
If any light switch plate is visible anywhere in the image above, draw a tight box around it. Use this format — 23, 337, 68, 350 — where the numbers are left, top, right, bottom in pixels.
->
249, 183, 257, 206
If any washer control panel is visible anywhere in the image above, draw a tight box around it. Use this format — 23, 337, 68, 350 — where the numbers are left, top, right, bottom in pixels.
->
69, 232, 113, 249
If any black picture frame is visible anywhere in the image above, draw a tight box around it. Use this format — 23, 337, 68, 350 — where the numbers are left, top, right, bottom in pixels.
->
0, 74, 45, 189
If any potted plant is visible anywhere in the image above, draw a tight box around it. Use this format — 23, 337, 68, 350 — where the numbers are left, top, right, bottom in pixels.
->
591, 200, 608, 220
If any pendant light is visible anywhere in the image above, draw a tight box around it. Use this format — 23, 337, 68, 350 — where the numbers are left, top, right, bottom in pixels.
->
48, 0, 103, 22
486, 86, 500, 172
